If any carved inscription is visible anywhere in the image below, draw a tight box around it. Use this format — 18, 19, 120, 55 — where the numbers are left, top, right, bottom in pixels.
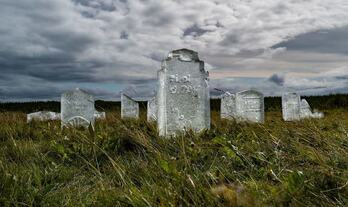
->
157, 49, 210, 137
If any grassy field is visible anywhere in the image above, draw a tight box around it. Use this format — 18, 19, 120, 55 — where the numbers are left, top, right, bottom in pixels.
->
0, 101, 348, 206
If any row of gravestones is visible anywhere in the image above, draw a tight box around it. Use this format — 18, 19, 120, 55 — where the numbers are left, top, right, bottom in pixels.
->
27, 88, 106, 128
27, 49, 324, 136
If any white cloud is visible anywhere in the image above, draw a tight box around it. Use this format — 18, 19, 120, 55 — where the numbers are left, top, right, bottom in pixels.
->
1, 0, 348, 100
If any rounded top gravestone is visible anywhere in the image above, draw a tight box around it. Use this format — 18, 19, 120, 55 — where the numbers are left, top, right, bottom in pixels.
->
61, 88, 95, 128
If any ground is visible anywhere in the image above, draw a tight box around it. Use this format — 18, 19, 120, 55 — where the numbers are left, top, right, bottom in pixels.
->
0, 100, 347, 206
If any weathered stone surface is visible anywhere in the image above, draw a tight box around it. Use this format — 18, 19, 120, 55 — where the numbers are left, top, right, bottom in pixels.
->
61, 88, 95, 128
94, 111, 106, 119
221, 92, 236, 120
121, 93, 139, 119
235, 90, 264, 123
282, 93, 301, 121
157, 49, 210, 136
27, 111, 60, 123
147, 97, 157, 122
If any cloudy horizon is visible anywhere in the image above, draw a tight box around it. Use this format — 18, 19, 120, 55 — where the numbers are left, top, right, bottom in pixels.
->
1, 0, 348, 102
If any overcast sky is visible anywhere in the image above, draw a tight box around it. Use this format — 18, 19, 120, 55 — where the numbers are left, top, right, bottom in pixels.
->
1, 0, 348, 101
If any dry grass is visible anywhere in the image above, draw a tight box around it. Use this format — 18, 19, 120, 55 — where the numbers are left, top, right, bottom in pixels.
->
0, 109, 347, 206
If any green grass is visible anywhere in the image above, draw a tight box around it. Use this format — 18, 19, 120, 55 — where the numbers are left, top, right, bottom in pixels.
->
0, 109, 347, 206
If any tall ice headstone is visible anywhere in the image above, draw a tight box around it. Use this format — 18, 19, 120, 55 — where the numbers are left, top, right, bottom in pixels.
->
235, 90, 264, 123
61, 88, 95, 128
221, 92, 236, 120
121, 93, 139, 119
147, 97, 157, 122
157, 48, 210, 136
282, 92, 301, 121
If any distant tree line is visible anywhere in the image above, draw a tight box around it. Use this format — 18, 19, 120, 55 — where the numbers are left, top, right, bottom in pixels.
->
1, 94, 348, 113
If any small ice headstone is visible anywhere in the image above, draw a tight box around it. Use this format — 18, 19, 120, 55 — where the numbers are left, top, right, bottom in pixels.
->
94, 111, 106, 119
282, 93, 301, 121
147, 97, 157, 122
157, 49, 210, 136
121, 93, 139, 119
300, 99, 324, 119
221, 92, 236, 120
235, 90, 264, 123
61, 88, 95, 128
27, 111, 60, 123
300, 99, 312, 118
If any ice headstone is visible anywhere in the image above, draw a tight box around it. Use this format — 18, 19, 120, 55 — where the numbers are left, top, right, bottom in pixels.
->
300, 99, 324, 119
221, 92, 236, 120
235, 90, 264, 123
300, 99, 312, 118
282, 93, 301, 121
27, 111, 60, 123
157, 49, 210, 136
121, 93, 139, 119
147, 97, 157, 122
61, 88, 95, 128
94, 111, 106, 119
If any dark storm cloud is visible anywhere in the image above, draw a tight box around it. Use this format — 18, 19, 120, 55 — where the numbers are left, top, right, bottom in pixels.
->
183, 24, 210, 37
1, 0, 348, 101
268, 74, 285, 86
274, 26, 348, 54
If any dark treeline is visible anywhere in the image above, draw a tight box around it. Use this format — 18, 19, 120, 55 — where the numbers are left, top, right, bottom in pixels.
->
1, 94, 348, 113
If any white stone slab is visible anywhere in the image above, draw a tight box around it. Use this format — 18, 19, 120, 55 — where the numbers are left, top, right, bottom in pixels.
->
221, 92, 236, 120
300, 99, 324, 119
157, 49, 210, 136
27, 111, 60, 123
147, 97, 157, 122
235, 90, 264, 123
61, 88, 95, 128
282, 92, 301, 121
121, 93, 139, 119
94, 111, 106, 119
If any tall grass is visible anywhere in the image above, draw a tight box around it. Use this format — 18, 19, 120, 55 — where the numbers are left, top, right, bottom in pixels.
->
0, 109, 347, 206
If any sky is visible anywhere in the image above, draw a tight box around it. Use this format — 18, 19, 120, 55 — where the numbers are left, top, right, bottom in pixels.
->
1, 0, 348, 101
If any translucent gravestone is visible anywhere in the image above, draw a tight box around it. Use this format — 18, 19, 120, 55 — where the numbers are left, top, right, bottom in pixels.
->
300, 99, 312, 118
121, 93, 139, 119
235, 90, 264, 123
61, 88, 95, 128
300, 99, 324, 119
157, 49, 210, 137
27, 111, 60, 123
147, 97, 157, 122
282, 92, 301, 121
220, 92, 236, 120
